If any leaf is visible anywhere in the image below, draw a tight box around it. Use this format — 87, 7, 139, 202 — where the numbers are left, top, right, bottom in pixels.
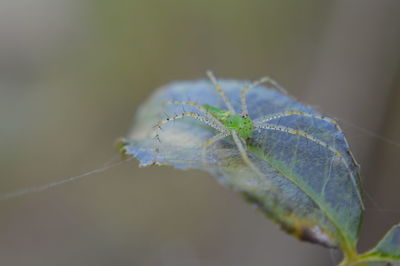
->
120, 79, 364, 253
356, 224, 400, 265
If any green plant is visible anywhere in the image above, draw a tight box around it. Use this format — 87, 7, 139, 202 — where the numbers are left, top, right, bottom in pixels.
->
120, 72, 400, 266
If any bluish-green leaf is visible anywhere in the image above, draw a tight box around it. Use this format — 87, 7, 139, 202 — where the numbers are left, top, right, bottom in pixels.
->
356, 224, 400, 265
120, 79, 363, 252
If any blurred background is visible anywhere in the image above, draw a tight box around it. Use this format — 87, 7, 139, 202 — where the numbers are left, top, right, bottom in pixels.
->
0, 0, 399, 265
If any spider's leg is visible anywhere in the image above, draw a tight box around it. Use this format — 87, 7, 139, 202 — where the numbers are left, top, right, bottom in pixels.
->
202, 131, 231, 167
154, 112, 224, 134
255, 123, 342, 162
240, 76, 288, 115
206, 70, 236, 114
254, 123, 365, 210
255, 111, 360, 168
231, 130, 268, 184
165, 100, 226, 132
255, 111, 337, 126
239, 135, 247, 149
153, 111, 226, 158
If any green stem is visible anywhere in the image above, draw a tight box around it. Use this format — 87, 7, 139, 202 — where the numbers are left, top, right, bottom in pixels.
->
339, 241, 359, 266
339, 250, 390, 266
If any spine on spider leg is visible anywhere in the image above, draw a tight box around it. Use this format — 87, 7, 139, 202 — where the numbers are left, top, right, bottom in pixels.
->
206, 71, 236, 114
164, 100, 226, 131
150, 111, 228, 157
231, 130, 270, 187
255, 110, 362, 179
151, 115, 168, 155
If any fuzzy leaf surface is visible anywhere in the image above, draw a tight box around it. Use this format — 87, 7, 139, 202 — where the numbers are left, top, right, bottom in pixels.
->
121, 79, 364, 250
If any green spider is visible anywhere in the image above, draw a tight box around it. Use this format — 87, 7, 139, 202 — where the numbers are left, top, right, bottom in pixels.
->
153, 71, 364, 209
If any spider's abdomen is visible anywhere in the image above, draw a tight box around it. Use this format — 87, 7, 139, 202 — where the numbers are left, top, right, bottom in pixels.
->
225, 115, 254, 140
203, 104, 230, 122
